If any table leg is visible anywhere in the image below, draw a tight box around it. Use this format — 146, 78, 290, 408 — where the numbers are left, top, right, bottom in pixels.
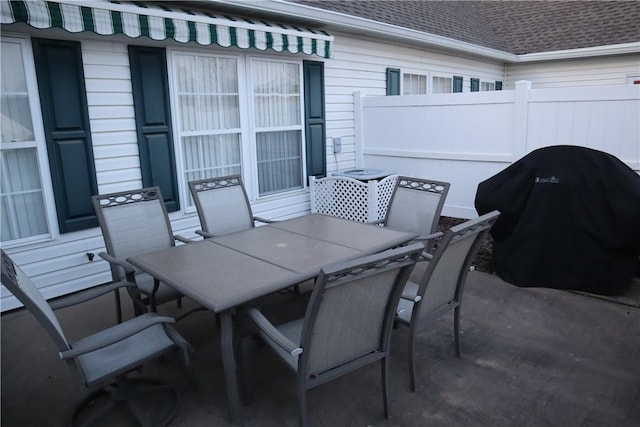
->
220, 311, 241, 423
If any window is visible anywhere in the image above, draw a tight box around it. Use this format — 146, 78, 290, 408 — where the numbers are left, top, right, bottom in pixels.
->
1, 37, 51, 244
170, 51, 305, 207
171, 52, 242, 206
480, 81, 496, 91
403, 73, 427, 95
432, 76, 453, 94
252, 59, 303, 195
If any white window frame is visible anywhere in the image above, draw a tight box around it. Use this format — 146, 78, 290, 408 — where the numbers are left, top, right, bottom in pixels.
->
246, 56, 306, 198
167, 49, 247, 211
167, 47, 307, 211
430, 73, 454, 94
1, 34, 58, 248
402, 72, 428, 95
480, 80, 496, 91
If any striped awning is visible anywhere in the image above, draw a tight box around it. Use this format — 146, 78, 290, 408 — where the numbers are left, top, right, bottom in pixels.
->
0, 0, 333, 58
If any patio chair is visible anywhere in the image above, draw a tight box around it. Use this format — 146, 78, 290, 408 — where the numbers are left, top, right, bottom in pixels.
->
92, 187, 191, 322
189, 175, 273, 238
242, 243, 424, 427
371, 176, 450, 254
395, 210, 500, 391
1, 250, 192, 427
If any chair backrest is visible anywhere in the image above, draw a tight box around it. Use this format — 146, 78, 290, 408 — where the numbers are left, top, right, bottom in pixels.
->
384, 176, 450, 249
299, 243, 424, 379
189, 175, 255, 236
415, 210, 500, 318
1, 250, 70, 353
92, 187, 175, 281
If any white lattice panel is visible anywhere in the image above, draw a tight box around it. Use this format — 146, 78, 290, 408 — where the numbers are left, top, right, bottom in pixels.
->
310, 174, 398, 222
375, 175, 398, 220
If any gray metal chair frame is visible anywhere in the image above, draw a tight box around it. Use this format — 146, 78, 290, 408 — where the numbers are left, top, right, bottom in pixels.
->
92, 187, 190, 322
243, 243, 424, 427
1, 250, 192, 427
373, 176, 450, 254
395, 210, 500, 391
188, 175, 273, 238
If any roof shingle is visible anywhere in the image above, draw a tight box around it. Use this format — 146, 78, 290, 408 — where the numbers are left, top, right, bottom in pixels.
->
294, 0, 640, 54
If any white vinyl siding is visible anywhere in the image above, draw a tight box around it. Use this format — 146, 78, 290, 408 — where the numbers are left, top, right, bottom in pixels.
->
323, 33, 504, 171
505, 54, 640, 89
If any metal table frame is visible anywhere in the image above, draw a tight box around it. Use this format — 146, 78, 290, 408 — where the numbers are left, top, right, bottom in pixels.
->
127, 214, 416, 423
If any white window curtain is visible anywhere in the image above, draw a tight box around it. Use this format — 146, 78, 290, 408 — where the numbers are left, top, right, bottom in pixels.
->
252, 60, 303, 195
1, 39, 49, 242
173, 53, 242, 206
403, 74, 427, 95
432, 76, 453, 94
481, 81, 496, 91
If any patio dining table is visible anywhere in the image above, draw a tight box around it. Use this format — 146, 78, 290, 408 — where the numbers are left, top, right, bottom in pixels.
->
126, 213, 417, 423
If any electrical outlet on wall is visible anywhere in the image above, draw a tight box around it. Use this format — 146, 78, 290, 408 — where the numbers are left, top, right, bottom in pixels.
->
333, 137, 342, 153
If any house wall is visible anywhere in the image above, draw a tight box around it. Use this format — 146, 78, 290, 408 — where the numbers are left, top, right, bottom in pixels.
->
324, 33, 505, 173
358, 82, 640, 219
505, 54, 640, 88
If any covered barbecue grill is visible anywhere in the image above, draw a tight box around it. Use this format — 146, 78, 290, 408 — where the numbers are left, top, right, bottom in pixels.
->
475, 145, 640, 295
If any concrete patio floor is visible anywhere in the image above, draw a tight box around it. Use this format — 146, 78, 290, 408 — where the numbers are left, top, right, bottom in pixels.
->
2, 270, 639, 427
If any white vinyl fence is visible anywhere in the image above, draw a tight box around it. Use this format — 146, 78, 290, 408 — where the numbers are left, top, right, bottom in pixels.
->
355, 81, 640, 218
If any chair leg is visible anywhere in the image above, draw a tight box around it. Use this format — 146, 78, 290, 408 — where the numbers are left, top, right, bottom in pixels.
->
297, 380, 308, 427
454, 306, 462, 357
72, 377, 178, 427
408, 327, 417, 392
239, 336, 257, 405
381, 357, 391, 418
113, 288, 122, 324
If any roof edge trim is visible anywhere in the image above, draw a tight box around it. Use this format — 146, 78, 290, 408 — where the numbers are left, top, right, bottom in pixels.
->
213, 0, 519, 62
516, 42, 640, 63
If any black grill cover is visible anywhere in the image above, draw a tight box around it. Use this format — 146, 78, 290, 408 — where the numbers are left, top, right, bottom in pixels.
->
475, 145, 640, 295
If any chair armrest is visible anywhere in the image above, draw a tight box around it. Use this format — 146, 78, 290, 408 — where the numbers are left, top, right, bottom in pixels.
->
99, 252, 135, 275
415, 231, 443, 242
195, 230, 215, 238
253, 216, 274, 224
50, 281, 136, 310
247, 308, 303, 356
418, 251, 433, 262
174, 234, 196, 244
401, 291, 422, 303
59, 313, 177, 360
400, 281, 422, 302
367, 218, 385, 225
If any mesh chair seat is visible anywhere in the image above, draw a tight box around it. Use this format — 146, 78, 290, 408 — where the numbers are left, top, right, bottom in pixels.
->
92, 187, 187, 321
76, 313, 180, 387
1, 250, 192, 427
243, 243, 424, 427
379, 176, 450, 254
133, 273, 183, 306
189, 175, 273, 238
395, 210, 500, 392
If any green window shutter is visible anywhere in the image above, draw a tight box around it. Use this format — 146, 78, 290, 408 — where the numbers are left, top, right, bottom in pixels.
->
386, 68, 401, 96
495, 81, 503, 91
453, 76, 463, 93
32, 38, 98, 233
303, 60, 327, 179
129, 46, 179, 212
470, 78, 480, 92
